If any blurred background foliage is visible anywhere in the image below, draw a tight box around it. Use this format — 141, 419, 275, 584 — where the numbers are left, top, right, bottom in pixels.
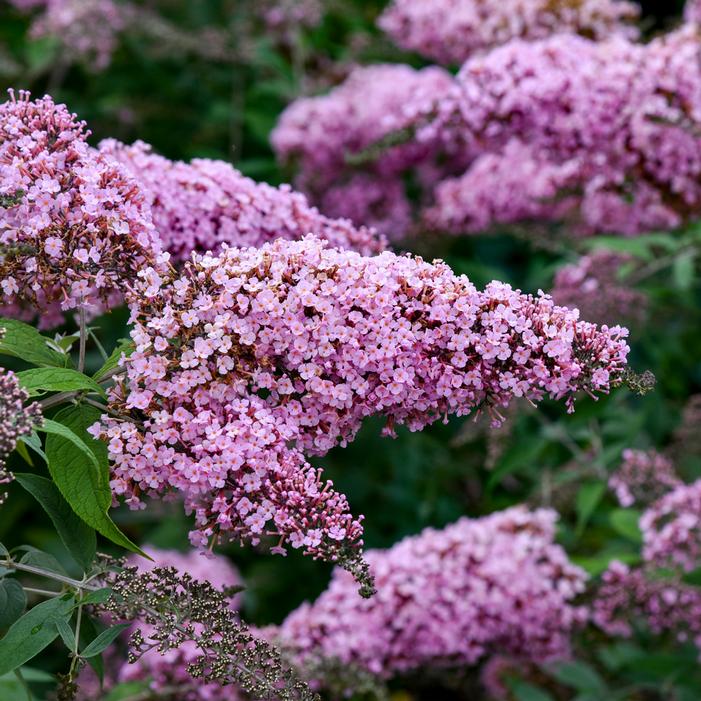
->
1, 0, 701, 699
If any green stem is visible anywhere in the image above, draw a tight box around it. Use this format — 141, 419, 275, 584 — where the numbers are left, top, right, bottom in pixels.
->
88, 328, 109, 362
2, 559, 95, 591
13, 667, 32, 701
69, 598, 83, 677
23, 586, 62, 597
38, 391, 77, 411
78, 304, 87, 374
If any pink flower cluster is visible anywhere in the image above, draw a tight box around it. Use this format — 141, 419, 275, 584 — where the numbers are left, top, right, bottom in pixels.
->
98, 139, 385, 261
593, 560, 701, 652
278, 507, 588, 678
425, 28, 701, 236
275, 24, 701, 240
271, 64, 453, 238
262, 0, 323, 31
95, 236, 629, 574
378, 0, 639, 65
9, 0, 127, 70
551, 252, 647, 327
687, 0, 701, 24
640, 479, 701, 573
318, 175, 412, 242
608, 449, 681, 508
595, 472, 701, 654
0, 90, 162, 328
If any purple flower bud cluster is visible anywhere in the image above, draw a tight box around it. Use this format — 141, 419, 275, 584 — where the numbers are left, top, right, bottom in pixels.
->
0, 91, 163, 328
0, 360, 43, 504
93, 236, 630, 569
99, 139, 385, 261
608, 449, 681, 508
115, 547, 246, 701
278, 507, 588, 678
378, 0, 639, 65
551, 252, 647, 327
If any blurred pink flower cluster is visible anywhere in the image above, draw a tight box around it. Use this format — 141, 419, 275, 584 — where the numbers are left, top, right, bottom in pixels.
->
0, 91, 162, 328
551, 252, 647, 327
95, 235, 629, 573
9, 0, 127, 70
274, 14, 701, 240
597, 455, 701, 655
593, 561, 701, 654
278, 507, 587, 678
608, 449, 681, 508
378, 0, 639, 65
641, 479, 701, 573
99, 139, 385, 261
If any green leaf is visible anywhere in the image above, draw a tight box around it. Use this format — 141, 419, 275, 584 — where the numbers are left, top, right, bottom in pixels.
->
18, 547, 67, 576
14, 473, 96, 572
487, 435, 544, 491
79, 588, 113, 606
93, 339, 133, 380
510, 681, 556, 701
79, 614, 105, 683
13, 441, 33, 467
609, 509, 642, 543
16, 368, 105, 398
575, 481, 607, 536
673, 250, 697, 291
683, 567, 701, 587
19, 433, 45, 461
54, 618, 76, 651
80, 623, 130, 658
549, 661, 608, 694
0, 595, 75, 675
45, 406, 146, 557
0, 318, 66, 368
102, 681, 152, 701
0, 579, 27, 629
36, 420, 100, 471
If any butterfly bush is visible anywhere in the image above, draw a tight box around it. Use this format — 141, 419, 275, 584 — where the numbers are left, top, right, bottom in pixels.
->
593, 560, 701, 652
608, 449, 681, 508
92, 235, 631, 580
278, 507, 587, 680
687, 0, 701, 23
378, 0, 639, 65
113, 547, 246, 701
0, 356, 43, 504
99, 139, 385, 261
640, 479, 701, 573
0, 90, 162, 328
271, 64, 454, 237
262, 0, 323, 32
9, 0, 127, 70
318, 175, 412, 242
424, 28, 701, 236
551, 251, 647, 327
